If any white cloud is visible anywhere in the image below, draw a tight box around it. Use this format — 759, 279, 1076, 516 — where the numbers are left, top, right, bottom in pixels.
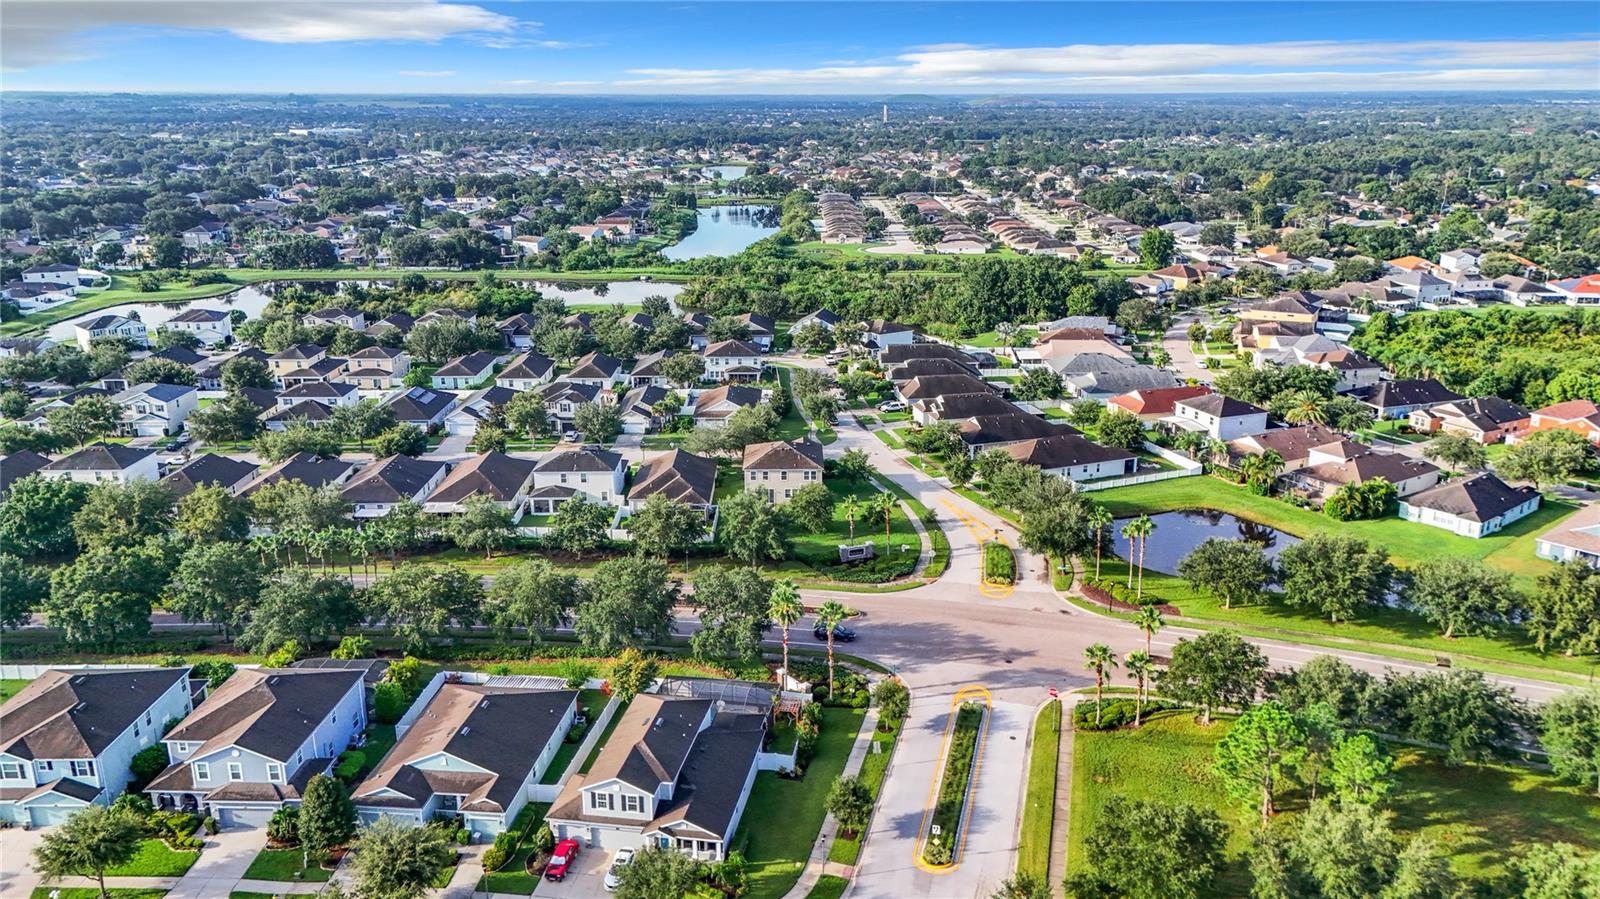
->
399, 70, 456, 77
0, 0, 516, 70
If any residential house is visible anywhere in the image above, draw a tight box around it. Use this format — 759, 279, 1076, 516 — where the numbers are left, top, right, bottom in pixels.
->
195, 347, 268, 391
1520, 400, 1600, 444
1407, 397, 1529, 444
956, 412, 1068, 456
1107, 385, 1213, 423
262, 399, 336, 431
382, 386, 458, 430
267, 344, 328, 383
496, 313, 540, 349
180, 221, 229, 249
1497, 276, 1560, 306
1398, 472, 1541, 539
144, 668, 365, 826
278, 356, 347, 389
442, 386, 519, 437
692, 385, 763, 426
1287, 441, 1442, 502
877, 344, 976, 368
21, 263, 81, 285
541, 381, 603, 424
545, 694, 766, 861
1003, 433, 1137, 482
1228, 425, 1342, 470
742, 438, 824, 502
366, 313, 417, 339
352, 682, 576, 836
528, 447, 626, 513
1352, 379, 1464, 420
0, 449, 51, 496
1, 668, 194, 826
896, 374, 995, 403
702, 340, 764, 383
424, 451, 538, 520
73, 314, 147, 351
566, 352, 624, 389
40, 443, 158, 484
1535, 501, 1600, 565
683, 312, 713, 351
628, 350, 677, 388
240, 453, 357, 497
617, 385, 673, 434
276, 380, 358, 412
911, 391, 1016, 427
164, 308, 234, 346
1064, 365, 1178, 401
886, 358, 979, 383
495, 351, 555, 390
626, 450, 718, 513
734, 314, 775, 351
160, 453, 259, 498
788, 309, 840, 334
112, 383, 198, 437
431, 351, 500, 390
1166, 394, 1269, 440
303, 308, 367, 331
863, 320, 916, 354
342, 455, 448, 518
1550, 273, 1600, 306
340, 346, 411, 391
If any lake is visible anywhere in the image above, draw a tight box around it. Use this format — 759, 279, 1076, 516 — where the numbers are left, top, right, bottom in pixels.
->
703, 164, 748, 181
661, 205, 777, 260
1109, 510, 1300, 576
44, 279, 684, 339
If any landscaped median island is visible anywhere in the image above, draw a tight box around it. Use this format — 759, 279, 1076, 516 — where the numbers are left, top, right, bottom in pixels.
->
983, 540, 1015, 586
920, 700, 987, 867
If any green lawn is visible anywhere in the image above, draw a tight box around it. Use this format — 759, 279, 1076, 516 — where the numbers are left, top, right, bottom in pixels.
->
773, 368, 813, 441
1068, 711, 1600, 891
1084, 476, 1592, 680
0, 679, 31, 702
733, 707, 867, 899
357, 724, 397, 779
232, 893, 283, 899
31, 891, 168, 899
827, 720, 901, 866
803, 874, 851, 899
787, 478, 921, 578
963, 328, 1038, 349
476, 803, 551, 894
105, 839, 198, 877
1018, 700, 1062, 882
539, 689, 610, 784
241, 847, 334, 882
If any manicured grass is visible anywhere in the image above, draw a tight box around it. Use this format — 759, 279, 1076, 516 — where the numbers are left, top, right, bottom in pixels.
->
232, 893, 283, 899
105, 839, 198, 877
29, 883, 168, 889
476, 803, 550, 894
1017, 700, 1062, 882
924, 702, 984, 864
827, 720, 901, 866
0, 678, 31, 702
788, 478, 920, 578
963, 328, 1038, 348
983, 541, 1015, 585
1068, 711, 1600, 890
241, 847, 334, 882
539, 689, 610, 784
356, 724, 397, 778
872, 428, 903, 449
733, 707, 867, 899
803, 874, 850, 899
579, 697, 633, 774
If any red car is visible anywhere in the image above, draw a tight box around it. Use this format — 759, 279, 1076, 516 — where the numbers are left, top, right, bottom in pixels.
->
545, 839, 580, 881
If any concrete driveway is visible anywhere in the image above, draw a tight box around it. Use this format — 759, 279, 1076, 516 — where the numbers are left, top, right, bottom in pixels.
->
0, 826, 48, 899
164, 826, 267, 899
531, 844, 612, 898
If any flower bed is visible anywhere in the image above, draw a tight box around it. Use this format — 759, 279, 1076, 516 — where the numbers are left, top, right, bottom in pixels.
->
1080, 579, 1180, 616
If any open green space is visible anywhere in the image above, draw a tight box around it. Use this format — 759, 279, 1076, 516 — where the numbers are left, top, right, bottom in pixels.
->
356, 724, 397, 779
802, 874, 851, 899
104, 840, 199, 877
1018, 699, 1062, 882
732, 707, 866, 899
241, 847, 333, 883
827, 719, 901, 866
1068, 711, 1600, 891
787, 478, 921, 580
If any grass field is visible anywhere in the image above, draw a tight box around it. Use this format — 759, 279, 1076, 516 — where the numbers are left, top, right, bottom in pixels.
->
1068, 711, 1600, 892
241, 847, 332, 883
803, 874, 851, 899
105, 840, 199, 877
1017, 700, 1062, 882
0, 679, 31, 702
732, 707, 866, 899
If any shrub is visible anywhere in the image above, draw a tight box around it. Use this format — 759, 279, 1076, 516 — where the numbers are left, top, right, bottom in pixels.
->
265, 639, 303, 668
373, 681, 410, 724
112, 793, 154, 819
531, 822, 555, 854
331, 635, 373, 659
202, 816, 218, 835
334, 750, 366, 781
384, 655, 424, 694
456, 827, 470, 845
983, 542, 1014, 585
1073, 698, 1178, 731
267, 806, 300, 845
482, 845, 509, 872
190, 659, 236, 689
558, 659, 597, 689
129, 744, 173, 792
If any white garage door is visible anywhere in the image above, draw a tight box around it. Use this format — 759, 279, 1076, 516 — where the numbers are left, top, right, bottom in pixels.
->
218, 805, 276, 828
28, 805, 79, 827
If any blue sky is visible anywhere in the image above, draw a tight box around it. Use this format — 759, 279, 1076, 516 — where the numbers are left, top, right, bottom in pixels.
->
2, 1, 1597, 94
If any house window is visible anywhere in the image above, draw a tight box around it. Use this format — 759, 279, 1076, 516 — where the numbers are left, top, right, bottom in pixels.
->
145, 712, 152, 726
36, 761, 53, 773
70, 761, 95, 778
194, 762, 210, 782
226, 762, 243, 782
622, 795, 642, 813
266, 763, 284, 783
591, 792, 614, 812
0, 762, 23, 779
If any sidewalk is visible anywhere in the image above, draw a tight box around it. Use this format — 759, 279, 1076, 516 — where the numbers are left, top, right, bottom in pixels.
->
779, 707, 880, 899
1046, 697, 1080, 897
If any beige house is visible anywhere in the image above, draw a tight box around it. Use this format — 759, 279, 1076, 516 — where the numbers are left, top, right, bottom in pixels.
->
742, 438, 824, 502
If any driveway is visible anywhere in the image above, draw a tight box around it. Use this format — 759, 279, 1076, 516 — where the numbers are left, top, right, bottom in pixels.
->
0, 827, 47, 899
164, 826, 268, 899
531, 844, 612, 898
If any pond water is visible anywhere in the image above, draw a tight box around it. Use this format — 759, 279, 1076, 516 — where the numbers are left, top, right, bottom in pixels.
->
1109, 510, 1300, 576
703, 164, 748, 181
661, 205, 777, 260
44, 279, 683, 339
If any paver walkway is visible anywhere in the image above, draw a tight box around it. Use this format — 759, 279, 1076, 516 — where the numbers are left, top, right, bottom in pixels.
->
779, 707, 880, 899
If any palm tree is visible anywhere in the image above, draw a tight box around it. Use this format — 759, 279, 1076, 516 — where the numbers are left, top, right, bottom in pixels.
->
1133, 604, 1165, 654
1150, 347, 1172, 369
1239, 450, 1285, 495
1132, 514, 1156, 601
1281, 390, 1328, 426
1087, 505, 1113, 583
768, 580, 803, 683
1120, 520, 1141, 590
995, 321, 1018, 361
815, 600, 849, 698
877, 492, 896, 544
1124, 651, 1153, 727
1084, 643, 1119, 726
842, 495, 862, 540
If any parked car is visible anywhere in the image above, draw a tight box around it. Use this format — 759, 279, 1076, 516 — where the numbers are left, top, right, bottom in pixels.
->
604, 847, 636, 891
824, 350, 845, 364
877, 400, 907, 413
813, 622, 857, 642
562, 429, 580, 442
546, 839, 580, 881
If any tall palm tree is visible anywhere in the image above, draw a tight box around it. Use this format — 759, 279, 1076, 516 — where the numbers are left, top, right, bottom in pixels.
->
1133, 604, 1165, 655
1281, 391, 1328, 426
877, 492, 896, 544
1083, 643, 1119, 726
1087, 505, 1113, 583
1132, 514, 1156, 601
1124, 651, 1153, 727
815, 600, 849, 698
842, 495, 862, 540
1120, 520, 1141, 590
995, 321, 1018, 361
768, 580, 803, 683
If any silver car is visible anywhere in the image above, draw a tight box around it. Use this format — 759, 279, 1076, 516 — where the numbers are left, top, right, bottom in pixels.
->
603, 847, 636, 891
